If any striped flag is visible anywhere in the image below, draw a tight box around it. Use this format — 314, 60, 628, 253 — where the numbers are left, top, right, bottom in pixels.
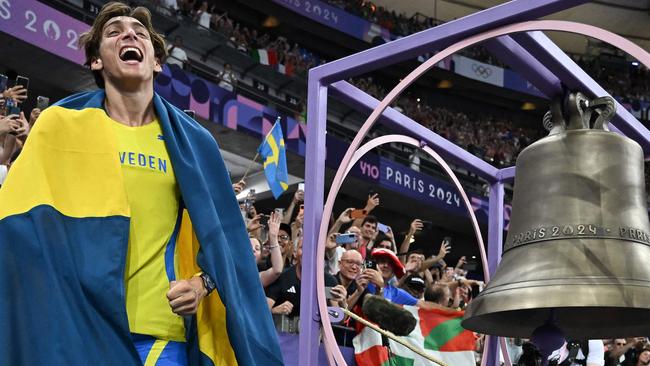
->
251, 49, 278, 66
354, 306, 476, 366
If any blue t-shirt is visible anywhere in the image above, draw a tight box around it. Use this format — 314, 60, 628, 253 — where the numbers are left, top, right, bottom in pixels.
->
366, 284, 418, 306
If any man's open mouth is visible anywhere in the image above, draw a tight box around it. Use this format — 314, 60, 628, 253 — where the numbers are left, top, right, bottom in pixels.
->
119, 46, 143, 62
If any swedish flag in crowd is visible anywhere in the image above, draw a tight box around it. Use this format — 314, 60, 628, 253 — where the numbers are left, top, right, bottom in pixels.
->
258, 119, 289, 199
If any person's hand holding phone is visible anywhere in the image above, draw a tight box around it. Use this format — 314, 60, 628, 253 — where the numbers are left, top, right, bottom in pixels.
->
363, 268, 384, 288
0, 114, 22, 135
336, 208, 354, 224
2, 85, 27, 104
326, 232, 338, 250
409, 219, 423, 235
438, 240, 451, 258
328, 285, 347, 307
366, 193, 380, 210
15, 111, 29, 139
247, 213, 262, 232
293, 188, 304, 204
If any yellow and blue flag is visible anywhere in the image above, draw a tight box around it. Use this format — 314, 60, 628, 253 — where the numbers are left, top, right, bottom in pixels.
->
258, 119, 289, 199
0, 90, 284, 366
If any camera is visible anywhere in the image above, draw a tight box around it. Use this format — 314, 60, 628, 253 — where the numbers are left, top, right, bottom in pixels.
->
364, 258, 375, 269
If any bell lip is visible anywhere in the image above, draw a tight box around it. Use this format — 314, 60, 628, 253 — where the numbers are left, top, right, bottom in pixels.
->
462, 283, 650, 338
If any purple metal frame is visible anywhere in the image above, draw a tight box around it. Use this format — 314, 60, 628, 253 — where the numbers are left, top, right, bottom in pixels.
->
302, 1, 650, 365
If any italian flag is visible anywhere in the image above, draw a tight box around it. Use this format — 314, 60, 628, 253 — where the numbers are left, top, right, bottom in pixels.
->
251, 49, 278, 66
353, 306, 476, 366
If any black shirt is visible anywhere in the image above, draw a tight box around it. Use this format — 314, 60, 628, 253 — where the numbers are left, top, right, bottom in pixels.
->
265, 265, 338, 317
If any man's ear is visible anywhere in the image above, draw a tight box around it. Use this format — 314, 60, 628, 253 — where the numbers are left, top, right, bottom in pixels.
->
154, 58, 162, 73
90, 58, 103, 71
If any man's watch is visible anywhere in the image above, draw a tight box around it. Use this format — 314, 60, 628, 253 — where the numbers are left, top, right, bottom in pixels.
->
199, 272, 216, 295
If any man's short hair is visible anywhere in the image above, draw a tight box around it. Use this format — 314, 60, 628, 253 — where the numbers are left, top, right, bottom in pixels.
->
362, 215, 378, 226
424, 284, 448, 304
79, 2, 167, 88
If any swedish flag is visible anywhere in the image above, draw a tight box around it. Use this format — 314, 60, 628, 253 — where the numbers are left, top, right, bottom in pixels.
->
258, 119, 289, 199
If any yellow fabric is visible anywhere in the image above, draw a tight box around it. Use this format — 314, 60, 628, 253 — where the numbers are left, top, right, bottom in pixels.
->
143, 339, 169, 366
178, 210, 238, 366
0, 106, 130, 220
112, 119, 184, 341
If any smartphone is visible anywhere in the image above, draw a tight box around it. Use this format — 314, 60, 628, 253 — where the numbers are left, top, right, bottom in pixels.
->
299, 204, 304, 214
298, 182, 305, 191
443, 236, 452, 246
377, 223, 390, 234
15, 75, 29, 90
183, 109, 196, 119
274, 208, 284, 216
335, 233, 357, 245
324, 286, 333, 300
349, 209, 367, 219
421, 220, 433, 229
0, 74, 8, 91
368, 189, 378, 197
259, 215, 270, 227
36, 96, 50, 110
7, 105, 20, 116
364, 258, 375, 269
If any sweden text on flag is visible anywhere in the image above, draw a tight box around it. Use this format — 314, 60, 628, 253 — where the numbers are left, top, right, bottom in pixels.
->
354, 306, 476, 366
258, 120, 289, 199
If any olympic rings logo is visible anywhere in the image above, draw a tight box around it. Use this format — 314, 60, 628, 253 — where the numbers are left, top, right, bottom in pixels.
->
472, 63, 493, 78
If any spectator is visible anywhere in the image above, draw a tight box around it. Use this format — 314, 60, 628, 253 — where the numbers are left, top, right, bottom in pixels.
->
254, 211, 284, 287
166, 36, 189, 69
193, 1, 211, 29
357, 215, 378, 258
217, 63, 237, 92
266, 238, 347, 318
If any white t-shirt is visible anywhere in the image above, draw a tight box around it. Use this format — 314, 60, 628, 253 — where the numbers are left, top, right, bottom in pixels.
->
197, 11, 211, 29
0, 164, 7, 185
166, 46, 187, 68
549, 340, 604, 366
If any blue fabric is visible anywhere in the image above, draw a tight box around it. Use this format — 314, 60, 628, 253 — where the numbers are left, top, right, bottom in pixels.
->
366, 284, 418, 306
0, 205, 139, 365
0, 90, 283, 366
257, 120, 289, 199
164, 208, 183, 282
132, 333, 188, 366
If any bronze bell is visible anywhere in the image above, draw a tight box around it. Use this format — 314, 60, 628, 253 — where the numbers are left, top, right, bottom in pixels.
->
462, 92, 650, 339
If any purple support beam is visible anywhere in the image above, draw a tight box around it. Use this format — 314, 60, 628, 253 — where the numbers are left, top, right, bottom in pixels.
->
513, 31, 650, 151
484, 36, 563, 98
300, 75, 329, 366
485, 181, 506, 366
312, 0, 589, 84
329, 80, 499, 182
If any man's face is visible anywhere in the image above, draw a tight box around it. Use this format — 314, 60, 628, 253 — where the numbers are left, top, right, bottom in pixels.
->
361, 221, 377, 240
613, 339, 626, 350
278, 229, 291, 254
376, 257, 394, 280
339, 250, 362, 281
250, 238, 261, 263
91, 16, 161, 88
376, 240, 392, 250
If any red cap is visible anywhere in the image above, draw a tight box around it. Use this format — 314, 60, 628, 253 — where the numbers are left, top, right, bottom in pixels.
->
371, 248, 405, 278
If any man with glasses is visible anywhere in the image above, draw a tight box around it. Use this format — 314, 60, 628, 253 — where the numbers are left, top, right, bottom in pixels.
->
325, 225, 362, 275
605, 338, 648, 366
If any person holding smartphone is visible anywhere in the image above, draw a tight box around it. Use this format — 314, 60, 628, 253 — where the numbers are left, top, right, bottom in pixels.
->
0, 3, 282, 366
